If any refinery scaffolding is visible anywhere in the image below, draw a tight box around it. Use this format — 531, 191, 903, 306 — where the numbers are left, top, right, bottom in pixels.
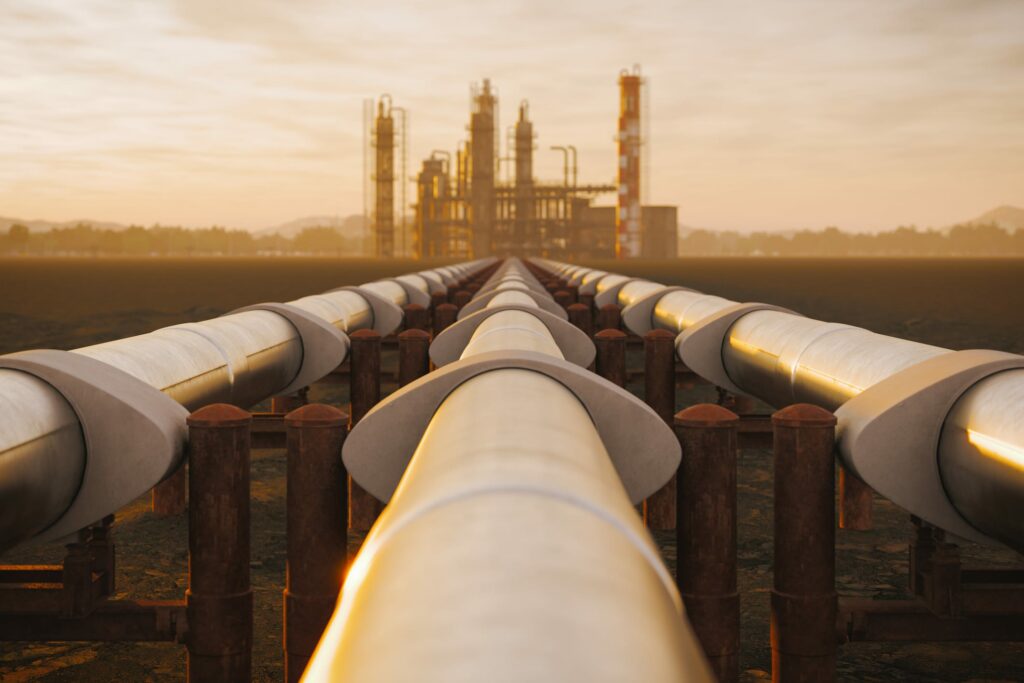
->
408, 70, 674, 260
365, 95, 409, 258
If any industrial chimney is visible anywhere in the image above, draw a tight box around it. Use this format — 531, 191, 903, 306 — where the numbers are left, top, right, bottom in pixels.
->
616, 66, 643, 258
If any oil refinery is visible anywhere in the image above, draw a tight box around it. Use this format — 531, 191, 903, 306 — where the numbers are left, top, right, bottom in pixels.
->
365, 68, 679, 259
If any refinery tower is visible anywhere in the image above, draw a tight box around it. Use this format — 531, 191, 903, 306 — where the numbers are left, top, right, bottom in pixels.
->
367, 69, 677, 259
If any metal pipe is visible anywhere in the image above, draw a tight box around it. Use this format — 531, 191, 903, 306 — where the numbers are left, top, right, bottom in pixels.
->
531, 259, 1024, 550
0, 261, 491, 552
306, 260, 712, 681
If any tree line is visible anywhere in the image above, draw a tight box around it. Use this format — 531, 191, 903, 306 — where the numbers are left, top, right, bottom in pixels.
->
1, 221, 1021, 256
0, 224, 370, 256
679, 223, 1024, 256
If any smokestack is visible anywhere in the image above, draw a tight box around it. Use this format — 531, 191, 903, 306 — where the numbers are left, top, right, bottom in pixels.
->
617, 66, 643, 259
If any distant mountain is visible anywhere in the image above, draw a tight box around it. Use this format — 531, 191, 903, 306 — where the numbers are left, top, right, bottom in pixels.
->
0, 216, 128, 233
257, 214, 370, 239
965, 205, 1024, 233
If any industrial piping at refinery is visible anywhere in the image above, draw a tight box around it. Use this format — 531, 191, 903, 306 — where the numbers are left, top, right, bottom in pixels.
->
0, 261, 492, 552
305, 259, 712, 681
532, 258, 1024, 552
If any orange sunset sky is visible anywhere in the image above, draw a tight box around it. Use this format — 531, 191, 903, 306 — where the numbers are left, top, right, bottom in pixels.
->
1, 0, 1022, 232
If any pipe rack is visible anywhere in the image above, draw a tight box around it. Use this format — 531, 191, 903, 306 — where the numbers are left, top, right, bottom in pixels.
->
307, 259, 712, 681
0, 260, 493, 552
531, 259, 1024, 552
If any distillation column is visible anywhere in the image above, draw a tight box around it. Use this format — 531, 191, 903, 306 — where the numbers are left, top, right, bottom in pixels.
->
373, 97, 395, 257
470, 79, 497, 258
514, 101, 534, 254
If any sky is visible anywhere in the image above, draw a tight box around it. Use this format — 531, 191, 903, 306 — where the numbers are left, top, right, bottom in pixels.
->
1, 0, 1022, 233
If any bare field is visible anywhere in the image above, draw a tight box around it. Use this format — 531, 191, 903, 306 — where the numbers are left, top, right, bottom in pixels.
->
1, 257, 1022, 681
582, 257, 1024, 354
0, 257, 459, 353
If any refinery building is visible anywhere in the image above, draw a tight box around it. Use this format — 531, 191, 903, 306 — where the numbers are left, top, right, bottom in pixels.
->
366, 68, 678, 259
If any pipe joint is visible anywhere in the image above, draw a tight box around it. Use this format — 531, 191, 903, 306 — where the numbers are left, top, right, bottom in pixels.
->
229, 302, 351, 397
329, 285, 404, 335
343, 349, 680, 505
675, 302, 798, 396
621, 285, 698, 336
431, 305, 594, 368
457, 288, 566, 319
0, 349, 189, 546
836, 349, 1024, 546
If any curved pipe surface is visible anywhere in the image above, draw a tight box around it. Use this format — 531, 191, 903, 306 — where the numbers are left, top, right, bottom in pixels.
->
0, 261, 490, 551
308, 259, 711, 681
532, 259, 1024, 549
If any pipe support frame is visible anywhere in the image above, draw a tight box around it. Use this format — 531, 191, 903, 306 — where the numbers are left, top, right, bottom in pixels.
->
0, 350, 188, 547
836, 349, 1024, 546
328, 286, 404, 336
431, 305, 595, 369
343, 349, 680, 505
675, 302, 798, 396
620, 286, 698, 336
228, 303, 350, 397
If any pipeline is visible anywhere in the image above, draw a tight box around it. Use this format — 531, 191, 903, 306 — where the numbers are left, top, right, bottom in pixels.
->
0, 260, 494, 551
532, 259, 1024, 552
306, 259, 712, 681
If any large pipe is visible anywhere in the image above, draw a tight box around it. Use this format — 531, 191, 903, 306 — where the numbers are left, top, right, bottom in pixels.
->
532, 259, 1024, 551
0, 261, 492, 552
305, 260, 711, 681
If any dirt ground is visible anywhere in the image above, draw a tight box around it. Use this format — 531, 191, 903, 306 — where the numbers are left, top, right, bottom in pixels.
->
1, 257, 1022, 681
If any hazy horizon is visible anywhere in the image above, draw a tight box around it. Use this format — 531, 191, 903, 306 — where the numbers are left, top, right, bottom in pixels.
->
3, 205, 1023, 237
3, 0, 1022, 233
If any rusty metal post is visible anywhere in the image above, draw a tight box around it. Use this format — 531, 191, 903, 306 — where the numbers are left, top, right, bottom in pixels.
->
152, 464, 187, 517
676, 404, 740, 682
403, 303, 429, 332
644, 328, 676, 530
433, 302, 458, 337
90, 515, 116, 595
566, 302, 592, 338
838, 467, 873, 530
186, 404, 252, 683
452, 290, 472, 310
595, 303, 621, 331
284, 404, 348, 683
430, 290, 446, 313
398, 329, 431, 387
579, 292, 595, 312
61, 532, 94, 618
594, 329, 627, 387
771, 404, 837, 683
447, 283, 462, 303
554, 290, 572, 311
347, 329, 383, 531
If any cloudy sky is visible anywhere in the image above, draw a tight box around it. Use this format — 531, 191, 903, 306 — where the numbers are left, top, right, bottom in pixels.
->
1, 0, 1021, 232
